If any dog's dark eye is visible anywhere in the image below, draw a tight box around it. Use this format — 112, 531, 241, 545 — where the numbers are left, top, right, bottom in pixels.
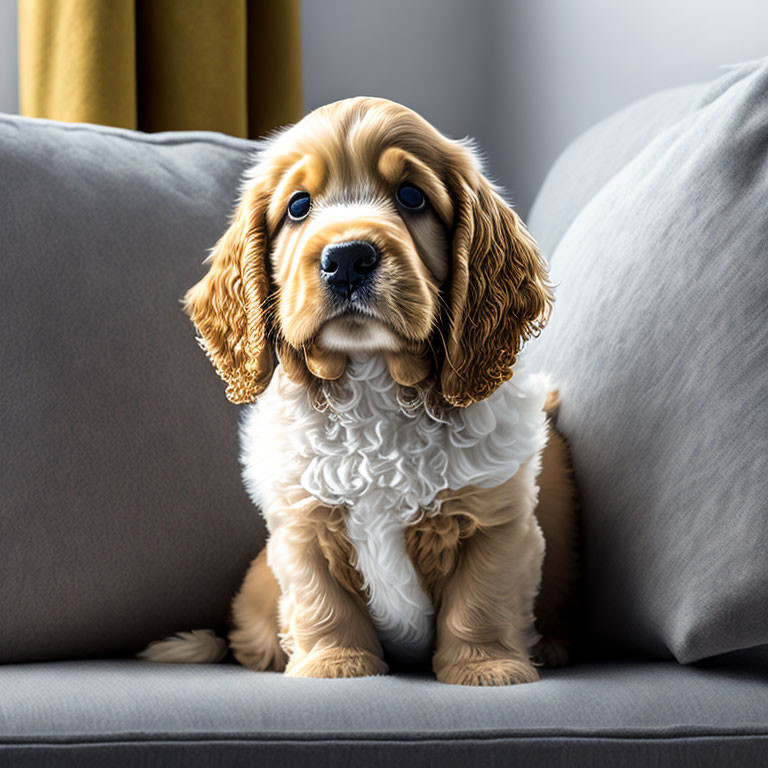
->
287, 191, 311, 221
396, 183, 426, 211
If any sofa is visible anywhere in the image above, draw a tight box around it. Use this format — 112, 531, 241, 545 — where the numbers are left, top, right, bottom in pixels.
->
1, 59, 767, 767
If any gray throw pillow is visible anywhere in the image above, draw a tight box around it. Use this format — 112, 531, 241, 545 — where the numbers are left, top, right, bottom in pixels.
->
0, 115, 265, 662
528, 83, 705, 260
524, 59, 768, 663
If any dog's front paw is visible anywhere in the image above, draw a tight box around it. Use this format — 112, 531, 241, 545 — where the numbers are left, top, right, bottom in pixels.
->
436, 658, 540, 686
286, 647, 388, 679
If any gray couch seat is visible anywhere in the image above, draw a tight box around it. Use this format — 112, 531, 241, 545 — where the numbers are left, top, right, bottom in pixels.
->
1, 657, 767, 767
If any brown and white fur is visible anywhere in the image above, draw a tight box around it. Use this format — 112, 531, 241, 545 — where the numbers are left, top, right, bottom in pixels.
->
140, 97, 579, 685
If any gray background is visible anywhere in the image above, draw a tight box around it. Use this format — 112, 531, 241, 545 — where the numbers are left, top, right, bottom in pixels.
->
1, 0, 767, 215
0, 0, 17, 118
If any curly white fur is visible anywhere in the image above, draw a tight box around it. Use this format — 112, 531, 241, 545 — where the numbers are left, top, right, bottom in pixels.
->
240, 345, 549, 663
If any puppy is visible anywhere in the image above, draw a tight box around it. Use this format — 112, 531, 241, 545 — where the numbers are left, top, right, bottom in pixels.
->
140, 97, 579, 685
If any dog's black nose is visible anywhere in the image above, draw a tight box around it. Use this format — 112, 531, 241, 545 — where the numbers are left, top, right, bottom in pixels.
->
320, 240, 380, 298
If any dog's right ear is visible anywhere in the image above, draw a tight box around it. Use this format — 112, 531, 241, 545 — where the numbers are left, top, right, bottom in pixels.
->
184, 183, 275, 404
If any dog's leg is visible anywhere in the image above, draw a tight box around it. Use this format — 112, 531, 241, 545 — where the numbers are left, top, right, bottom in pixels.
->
229, 546, 287, 671
268, 505, 388, 679
433, 461, 545, 686
532, 420, 580, 667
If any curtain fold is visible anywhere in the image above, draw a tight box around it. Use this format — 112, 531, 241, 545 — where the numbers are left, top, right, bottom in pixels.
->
18, 0, 302, 138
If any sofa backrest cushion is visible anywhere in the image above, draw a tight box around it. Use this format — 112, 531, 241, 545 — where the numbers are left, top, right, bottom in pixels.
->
525, 59, 768, 662
0, 116, 265, 662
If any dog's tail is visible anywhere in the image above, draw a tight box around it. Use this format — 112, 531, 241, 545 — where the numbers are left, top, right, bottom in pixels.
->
137, 629, 227, 663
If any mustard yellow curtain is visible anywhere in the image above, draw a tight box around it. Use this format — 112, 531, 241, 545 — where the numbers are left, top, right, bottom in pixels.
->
18, 0, 302, 138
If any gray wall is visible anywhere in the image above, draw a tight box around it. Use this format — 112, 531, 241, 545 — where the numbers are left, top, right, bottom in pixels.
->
1, 0, 766, 215
489, 0, 768, 215
0, 0, 17, 115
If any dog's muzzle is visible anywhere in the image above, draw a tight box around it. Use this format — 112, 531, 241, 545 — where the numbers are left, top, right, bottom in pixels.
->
320, 240, 380, 300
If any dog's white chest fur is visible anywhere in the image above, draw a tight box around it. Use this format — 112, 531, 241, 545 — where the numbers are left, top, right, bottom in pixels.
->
240, 349, 548, 663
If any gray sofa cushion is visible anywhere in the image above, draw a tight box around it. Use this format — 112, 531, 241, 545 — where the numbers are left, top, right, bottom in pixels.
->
0, 658, 767, 767
528, 84, 706, 259
0, 115, 265, 662
524, 59, 768, 662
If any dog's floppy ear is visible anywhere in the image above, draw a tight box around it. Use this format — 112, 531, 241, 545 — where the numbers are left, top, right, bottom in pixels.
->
184, 183, 274, 404
440, 165, 553, 408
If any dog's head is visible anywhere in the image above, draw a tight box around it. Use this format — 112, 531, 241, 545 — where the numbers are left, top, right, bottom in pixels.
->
185, 97, 553, 407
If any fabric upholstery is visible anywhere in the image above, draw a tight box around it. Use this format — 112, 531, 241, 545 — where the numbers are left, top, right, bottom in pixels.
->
528, 83, 705, 259
524, 59, 768, 662
0, 114, 264, 663
0, 658, 767, 767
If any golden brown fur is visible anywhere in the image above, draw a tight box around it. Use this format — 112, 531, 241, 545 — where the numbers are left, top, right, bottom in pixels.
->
184, 96, 553, 406
180, 97, 578, 684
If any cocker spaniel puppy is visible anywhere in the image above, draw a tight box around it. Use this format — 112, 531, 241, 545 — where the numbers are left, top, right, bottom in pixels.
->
141, 97, 579, 685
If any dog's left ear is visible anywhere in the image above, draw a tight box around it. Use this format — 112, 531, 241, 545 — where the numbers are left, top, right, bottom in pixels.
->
184, 182, 275, 404
440, 166, 554, 408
